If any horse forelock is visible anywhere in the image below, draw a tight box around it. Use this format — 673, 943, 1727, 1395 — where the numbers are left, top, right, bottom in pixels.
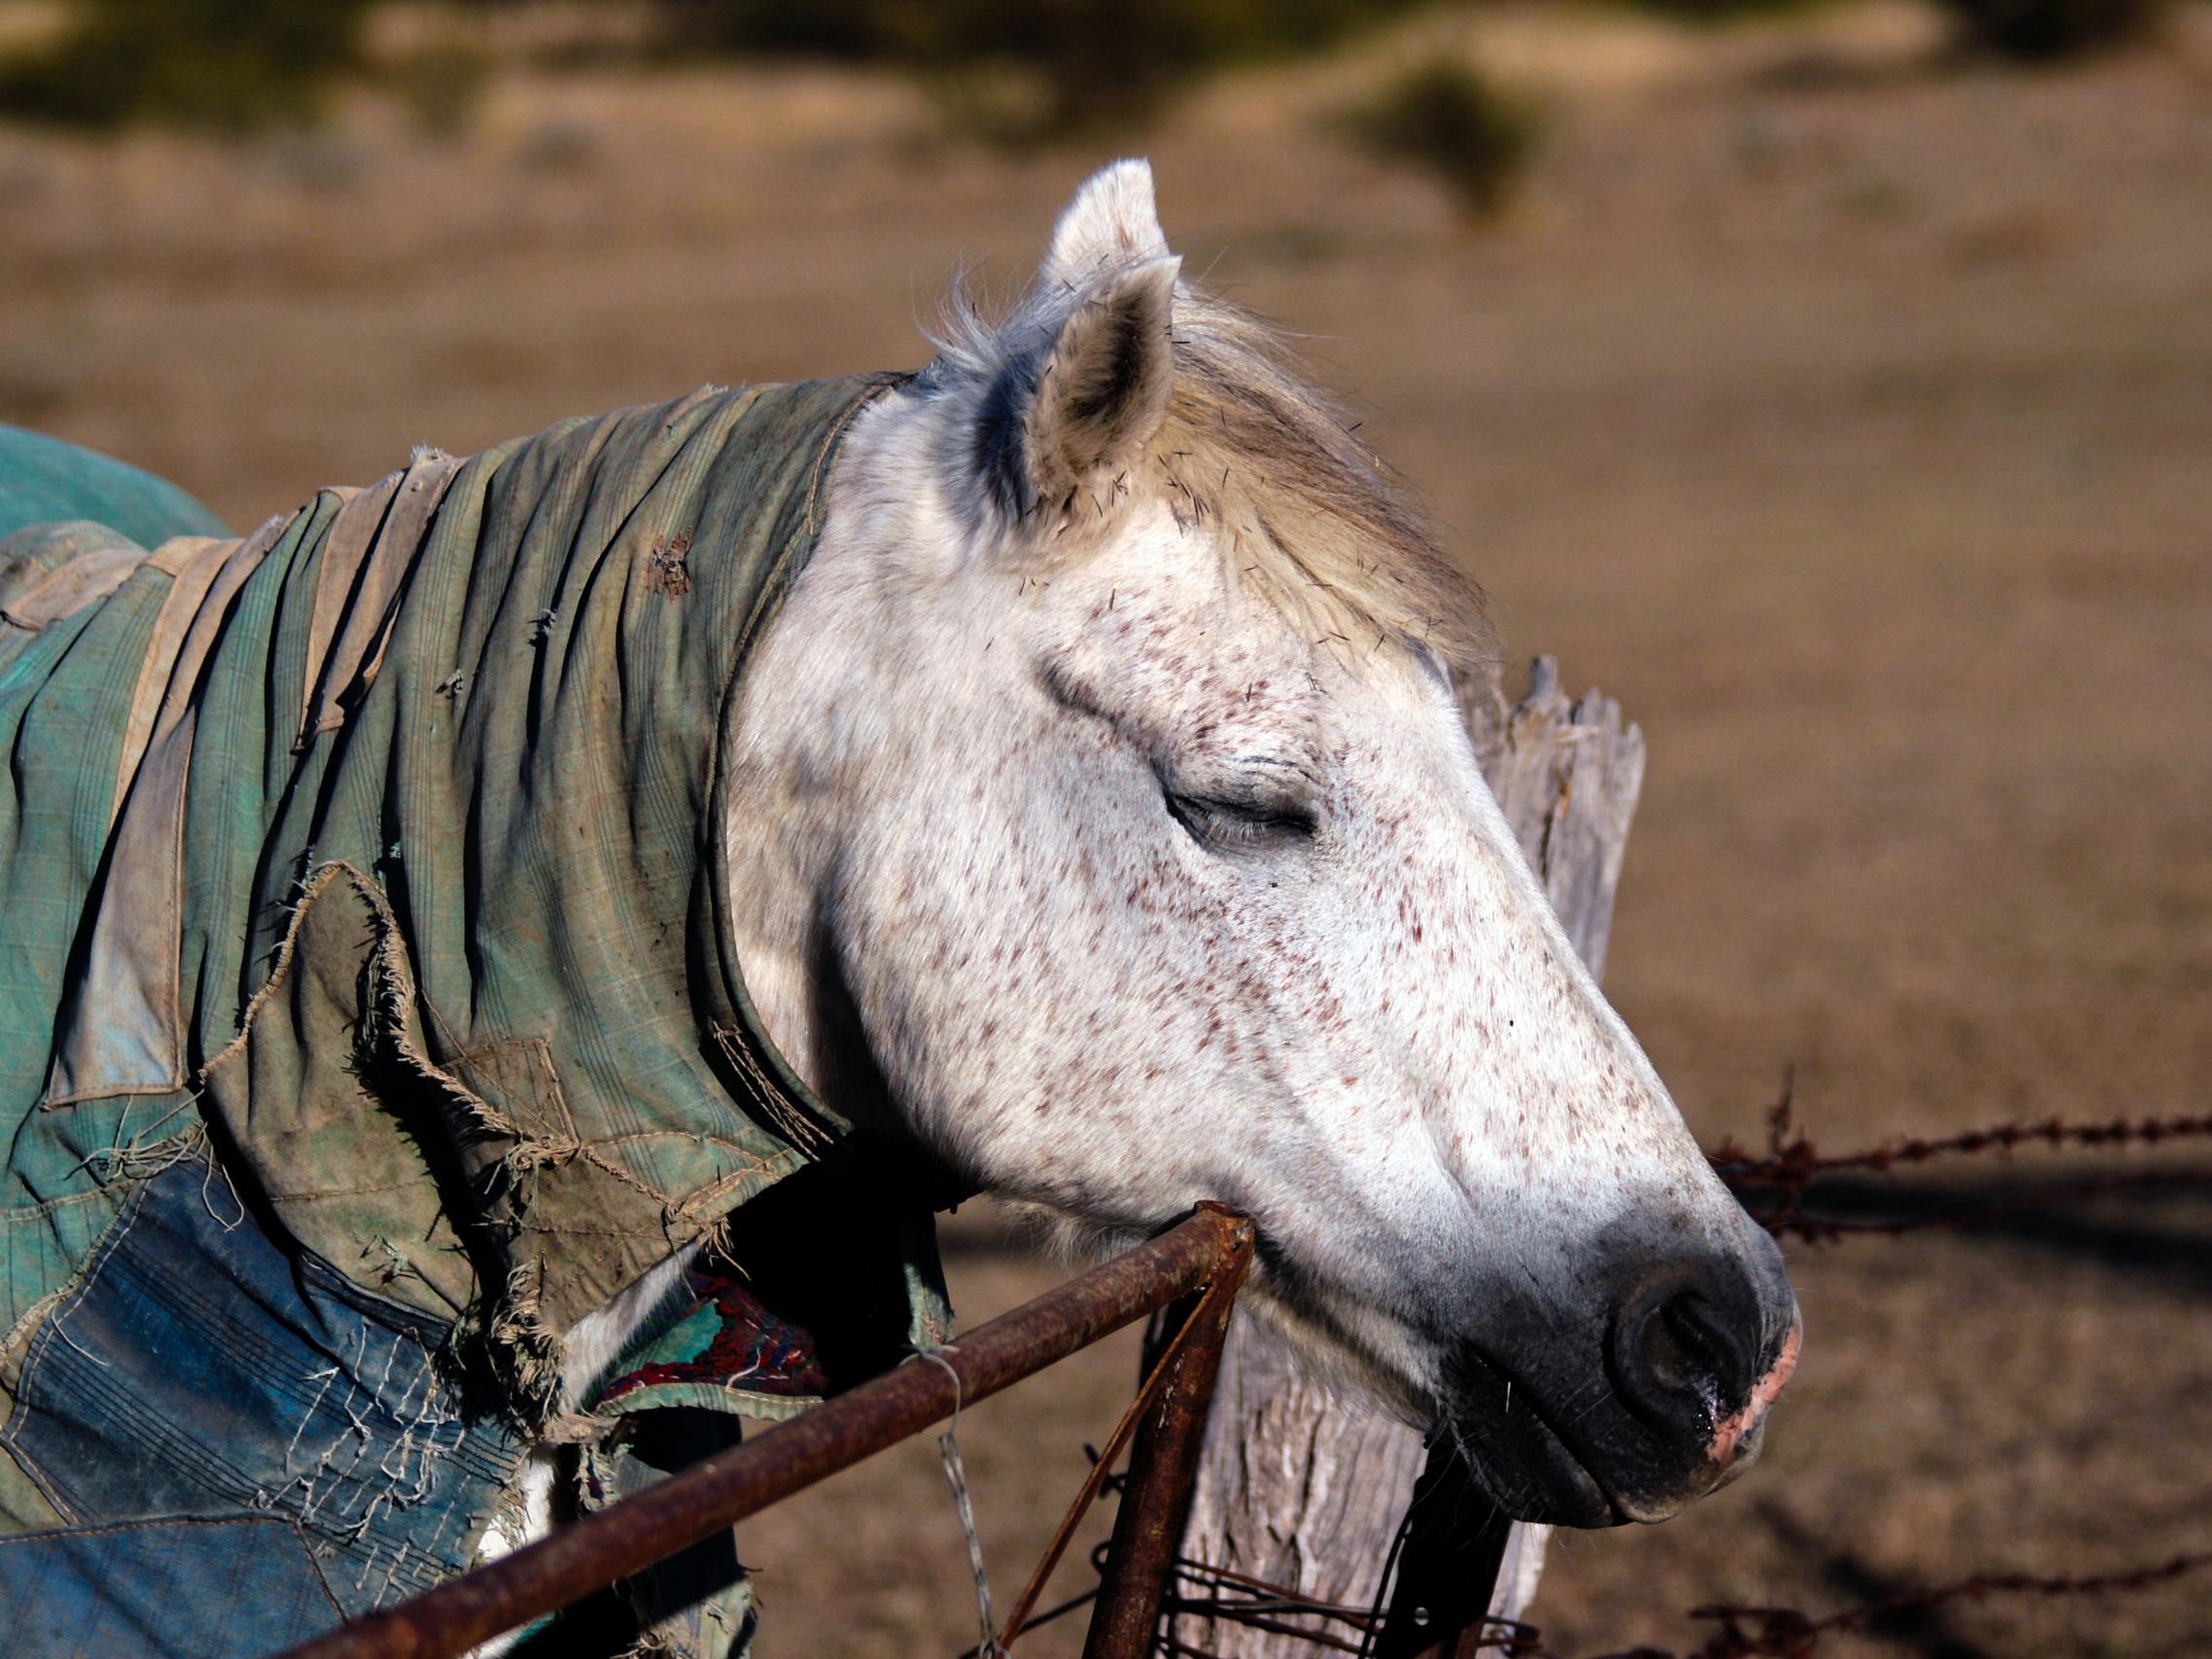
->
927, 274, 1500, 699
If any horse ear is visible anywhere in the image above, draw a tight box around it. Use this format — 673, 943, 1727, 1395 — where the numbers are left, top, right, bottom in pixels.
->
1037, 159, 1170, 294
991, 252, 1180, 530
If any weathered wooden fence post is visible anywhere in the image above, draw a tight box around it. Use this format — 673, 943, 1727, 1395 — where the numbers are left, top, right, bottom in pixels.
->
1172, 657, 1647, 1655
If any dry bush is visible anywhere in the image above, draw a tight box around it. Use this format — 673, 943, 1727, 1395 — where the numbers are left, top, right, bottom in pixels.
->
1620, 0, 1837, 18
1937, 0, 2167, 58
0, 0, 369, 134
654, 0, 1432, 136
1343, 56, 1543, 220
390, 36, 494, 142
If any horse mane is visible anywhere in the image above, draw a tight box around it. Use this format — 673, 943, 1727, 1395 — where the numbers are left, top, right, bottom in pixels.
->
930, 276, 1500, 694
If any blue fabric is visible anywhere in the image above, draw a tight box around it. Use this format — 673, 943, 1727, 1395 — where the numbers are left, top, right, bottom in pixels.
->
0, 1513, 342, 1658
1, 1157, 523, 1631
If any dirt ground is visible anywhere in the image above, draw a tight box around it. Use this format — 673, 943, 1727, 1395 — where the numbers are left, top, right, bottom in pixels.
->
3, 2, 2208, 1652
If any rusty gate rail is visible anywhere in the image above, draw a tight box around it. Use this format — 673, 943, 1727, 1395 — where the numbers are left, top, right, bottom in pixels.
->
276, 1202, 1257, 1659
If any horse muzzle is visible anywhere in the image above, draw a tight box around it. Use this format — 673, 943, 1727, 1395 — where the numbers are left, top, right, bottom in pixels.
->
1440, 1239, 1802, 1528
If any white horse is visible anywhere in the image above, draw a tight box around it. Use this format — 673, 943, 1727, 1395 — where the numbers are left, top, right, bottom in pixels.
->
497, 159, 1798, 1587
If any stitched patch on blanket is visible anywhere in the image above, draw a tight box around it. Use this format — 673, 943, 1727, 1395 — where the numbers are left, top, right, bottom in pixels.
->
1, 1155, 524, 1618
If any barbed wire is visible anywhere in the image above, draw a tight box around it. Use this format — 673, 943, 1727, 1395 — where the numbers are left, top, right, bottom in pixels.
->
1710, 1072, 2212, 1180
1160, 1554, 1384, 1653
1705, 1074, 2212, 1240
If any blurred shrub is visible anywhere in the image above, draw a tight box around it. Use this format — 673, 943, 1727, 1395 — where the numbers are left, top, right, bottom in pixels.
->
658, 0, 1430, 134
922, 65, 1060, 148
1936, 0, 2165, 57
391, 37, 494, 141
0, 0, 369, 133
1618, 0, 1834, 18
1344, 56, 1541, 219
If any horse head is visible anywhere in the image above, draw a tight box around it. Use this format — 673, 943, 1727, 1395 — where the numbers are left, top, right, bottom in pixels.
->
724, 162, 1798, 1528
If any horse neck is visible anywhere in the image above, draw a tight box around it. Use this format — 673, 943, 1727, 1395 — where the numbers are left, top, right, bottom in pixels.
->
719, 392, 945, 1112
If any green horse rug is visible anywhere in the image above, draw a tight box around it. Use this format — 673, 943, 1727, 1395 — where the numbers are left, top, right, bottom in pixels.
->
0, 387, 948, 1658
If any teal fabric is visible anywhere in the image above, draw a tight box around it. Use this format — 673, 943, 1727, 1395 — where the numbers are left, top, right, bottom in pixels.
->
0, 383, 949, 1654
0, 423, 228, 547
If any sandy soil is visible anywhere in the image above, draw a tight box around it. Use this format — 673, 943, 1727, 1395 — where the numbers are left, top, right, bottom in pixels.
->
3, 2, 2208, 1652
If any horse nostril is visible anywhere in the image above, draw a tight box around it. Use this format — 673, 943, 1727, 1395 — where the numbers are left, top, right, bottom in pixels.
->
1654, 1296, 1738, 1405
1608, 1265, 1760, 1438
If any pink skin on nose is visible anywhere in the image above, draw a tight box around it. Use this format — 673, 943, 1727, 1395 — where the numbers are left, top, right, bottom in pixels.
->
1707, 1318, 1801, 1464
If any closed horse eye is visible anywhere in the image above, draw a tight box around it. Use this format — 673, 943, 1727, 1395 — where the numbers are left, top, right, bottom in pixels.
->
1161, 785, 1317, 851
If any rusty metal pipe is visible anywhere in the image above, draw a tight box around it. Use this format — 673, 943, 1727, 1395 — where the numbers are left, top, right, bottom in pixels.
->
274, 1203, 1256, 1659
1083, 1233, 1250, 1659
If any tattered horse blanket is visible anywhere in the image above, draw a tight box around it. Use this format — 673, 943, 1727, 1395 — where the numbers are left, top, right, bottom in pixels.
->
0, 383, 950, 1656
